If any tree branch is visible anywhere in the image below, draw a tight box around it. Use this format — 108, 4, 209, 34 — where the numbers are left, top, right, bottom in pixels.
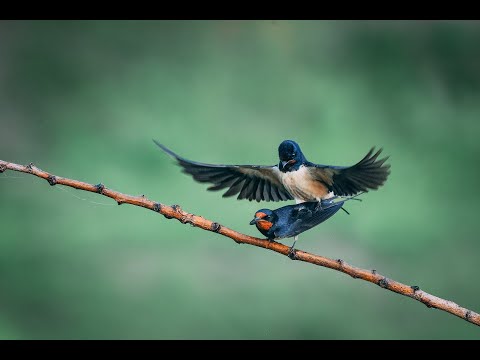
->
1, 159, 479, 327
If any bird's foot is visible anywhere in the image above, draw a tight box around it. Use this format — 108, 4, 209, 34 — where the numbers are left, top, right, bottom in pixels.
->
314, 201, 323, 212
287, 246, 298, 260
287, 236, 298, 260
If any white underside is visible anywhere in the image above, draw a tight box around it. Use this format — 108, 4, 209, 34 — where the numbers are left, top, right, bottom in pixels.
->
280, 165, 334, 203
295, 192, 334, 204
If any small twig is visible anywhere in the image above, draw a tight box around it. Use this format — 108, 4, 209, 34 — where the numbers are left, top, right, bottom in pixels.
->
1, 159, 479, 327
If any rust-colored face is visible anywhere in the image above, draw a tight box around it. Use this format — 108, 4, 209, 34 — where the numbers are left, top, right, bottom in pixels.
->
254, 212, 273, 231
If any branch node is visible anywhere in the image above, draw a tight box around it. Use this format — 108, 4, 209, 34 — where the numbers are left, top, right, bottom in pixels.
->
47, 175, 57, 186
378, 277, 390, 289
180, 214, 194, 226
371, 269, 377, 275
95, 183, 105, 194
0, 163, 6, 173
171, 204, 181, 213
466, 311, 472, 321
211, 222, 221, 233
152, 203, 161, 212
411, 285, 420, 293
337, 259, 344, 267
26, 162, 34, 171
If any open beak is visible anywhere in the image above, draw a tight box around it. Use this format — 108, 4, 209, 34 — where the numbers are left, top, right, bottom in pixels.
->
250, 217, 260, 225
280, 159, 296, 171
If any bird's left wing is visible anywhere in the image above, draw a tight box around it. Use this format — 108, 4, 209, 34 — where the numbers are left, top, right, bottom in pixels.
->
308, 147, 390, 196
274, 201, 344, 239
153, 140, 293, 202
293, 201, 344, 235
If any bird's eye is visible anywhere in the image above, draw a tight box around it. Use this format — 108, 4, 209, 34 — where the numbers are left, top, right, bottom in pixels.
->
292, 153, 296, 157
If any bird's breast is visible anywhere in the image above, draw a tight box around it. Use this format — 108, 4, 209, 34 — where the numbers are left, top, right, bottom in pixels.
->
280, 166, 330, 201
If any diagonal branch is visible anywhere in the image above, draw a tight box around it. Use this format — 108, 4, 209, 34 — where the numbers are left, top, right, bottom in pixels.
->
1, 159, 479, 327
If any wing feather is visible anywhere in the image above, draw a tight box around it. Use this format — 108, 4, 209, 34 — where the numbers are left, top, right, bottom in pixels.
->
309, 147, 390, 196
154, 140, 293, 202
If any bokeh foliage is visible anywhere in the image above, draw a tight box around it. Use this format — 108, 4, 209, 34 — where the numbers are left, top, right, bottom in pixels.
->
1, 20, 479, 339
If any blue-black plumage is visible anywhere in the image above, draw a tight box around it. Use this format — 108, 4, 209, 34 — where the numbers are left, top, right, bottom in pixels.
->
249, 198, 345, 241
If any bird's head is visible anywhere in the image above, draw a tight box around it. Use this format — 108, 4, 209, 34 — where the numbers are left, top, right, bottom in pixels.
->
249, 209, 277, 235
278, 140, 305, 172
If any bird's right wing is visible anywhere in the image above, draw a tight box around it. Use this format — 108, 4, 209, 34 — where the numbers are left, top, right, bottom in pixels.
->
153, 140, 293, 202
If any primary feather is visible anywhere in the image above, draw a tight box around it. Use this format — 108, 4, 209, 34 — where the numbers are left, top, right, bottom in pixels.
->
309, 147, 390, 196
153, 140, 292, 202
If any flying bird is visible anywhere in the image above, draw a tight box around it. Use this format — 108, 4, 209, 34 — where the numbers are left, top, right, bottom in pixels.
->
153, 139, 390, 204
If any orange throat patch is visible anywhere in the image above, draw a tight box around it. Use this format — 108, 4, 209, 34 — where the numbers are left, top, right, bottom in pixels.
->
256, 220, 273, 232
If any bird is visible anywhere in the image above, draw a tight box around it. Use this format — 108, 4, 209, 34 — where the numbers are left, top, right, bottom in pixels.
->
249, 197, 351, 258
153, 139, 390, 205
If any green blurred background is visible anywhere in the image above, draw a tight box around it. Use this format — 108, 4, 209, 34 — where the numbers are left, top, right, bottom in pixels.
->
1, 20, 479, 339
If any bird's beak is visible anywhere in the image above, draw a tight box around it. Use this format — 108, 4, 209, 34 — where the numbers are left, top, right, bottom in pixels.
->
280, 159, 296, 171
250, 217, 260, 225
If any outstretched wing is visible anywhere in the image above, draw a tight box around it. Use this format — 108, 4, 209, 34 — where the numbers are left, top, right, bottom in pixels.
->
153, 140, 293, 202
308, 147, 391, 196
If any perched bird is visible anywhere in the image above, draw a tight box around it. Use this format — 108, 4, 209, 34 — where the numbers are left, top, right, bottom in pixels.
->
153, 139, 390, 204
249, 197, 349, 257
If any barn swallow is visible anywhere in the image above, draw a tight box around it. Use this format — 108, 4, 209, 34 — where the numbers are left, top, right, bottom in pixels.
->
153, 139, 390, 204
249, 197, 352, 257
